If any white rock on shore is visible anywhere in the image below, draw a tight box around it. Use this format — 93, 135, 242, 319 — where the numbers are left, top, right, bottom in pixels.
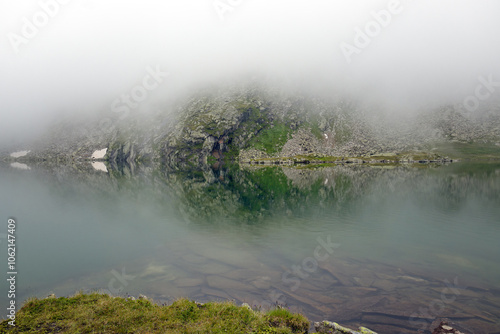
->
10, 150, 30, 158
92, 148, 107, 159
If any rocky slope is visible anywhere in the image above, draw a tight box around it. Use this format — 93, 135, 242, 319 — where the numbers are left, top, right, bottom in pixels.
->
3, 84, 500, 165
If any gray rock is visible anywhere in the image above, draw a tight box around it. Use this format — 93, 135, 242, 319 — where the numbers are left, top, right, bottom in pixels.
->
314, 321, 378, 334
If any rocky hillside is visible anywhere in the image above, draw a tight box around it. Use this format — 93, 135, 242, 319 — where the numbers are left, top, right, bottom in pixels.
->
3, 85, 500, 165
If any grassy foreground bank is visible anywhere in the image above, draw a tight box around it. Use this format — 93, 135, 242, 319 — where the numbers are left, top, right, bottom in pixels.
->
0, 293, 309, 333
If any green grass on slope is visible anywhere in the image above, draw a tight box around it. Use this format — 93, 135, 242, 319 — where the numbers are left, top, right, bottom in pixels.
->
247, 124, 293, 155
0, 293, 309, 334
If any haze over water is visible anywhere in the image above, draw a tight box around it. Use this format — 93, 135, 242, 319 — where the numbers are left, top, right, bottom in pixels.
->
1, 161, 499, 333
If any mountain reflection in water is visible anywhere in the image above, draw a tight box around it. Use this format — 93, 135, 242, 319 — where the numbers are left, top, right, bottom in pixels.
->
0, 161, 499, 333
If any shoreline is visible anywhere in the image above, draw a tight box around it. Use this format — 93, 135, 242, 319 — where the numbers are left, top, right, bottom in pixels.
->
0, 293, 468, 333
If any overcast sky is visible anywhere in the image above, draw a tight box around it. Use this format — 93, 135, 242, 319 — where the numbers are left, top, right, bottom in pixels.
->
1, 0, 500, 144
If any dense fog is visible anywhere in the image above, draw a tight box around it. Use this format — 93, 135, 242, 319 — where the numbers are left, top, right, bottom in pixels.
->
1, 0, 500, 145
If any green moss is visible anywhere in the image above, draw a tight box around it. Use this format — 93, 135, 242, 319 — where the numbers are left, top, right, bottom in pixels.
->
247, 124, 293, 154
0, 293, 309, 334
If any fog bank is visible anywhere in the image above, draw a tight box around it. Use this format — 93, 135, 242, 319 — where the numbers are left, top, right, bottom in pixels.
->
1, 0, 499, 145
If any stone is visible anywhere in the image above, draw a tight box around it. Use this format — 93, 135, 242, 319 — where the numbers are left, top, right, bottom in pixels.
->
314, 320, 378, 334
241, 303, 252, 311
431, 321, 469, 334
371, 279, 398, 292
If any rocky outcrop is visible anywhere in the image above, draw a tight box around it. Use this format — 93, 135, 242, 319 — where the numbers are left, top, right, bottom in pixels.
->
3, 84, 499, 164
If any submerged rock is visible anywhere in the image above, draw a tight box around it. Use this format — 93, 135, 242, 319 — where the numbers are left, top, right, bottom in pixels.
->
314, 321, 378, 334
431, 321, 467, 334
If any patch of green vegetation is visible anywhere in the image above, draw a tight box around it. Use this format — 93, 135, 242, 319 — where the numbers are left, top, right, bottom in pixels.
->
266, 308, 310, 333
247, 124, 293, 154
0, 293, 309, 334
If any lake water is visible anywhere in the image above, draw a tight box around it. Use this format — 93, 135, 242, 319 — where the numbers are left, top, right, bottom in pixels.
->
1, 161, 499, 333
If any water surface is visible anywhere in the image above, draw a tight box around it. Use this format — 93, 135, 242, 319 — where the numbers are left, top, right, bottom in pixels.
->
1, 161, 499, 333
